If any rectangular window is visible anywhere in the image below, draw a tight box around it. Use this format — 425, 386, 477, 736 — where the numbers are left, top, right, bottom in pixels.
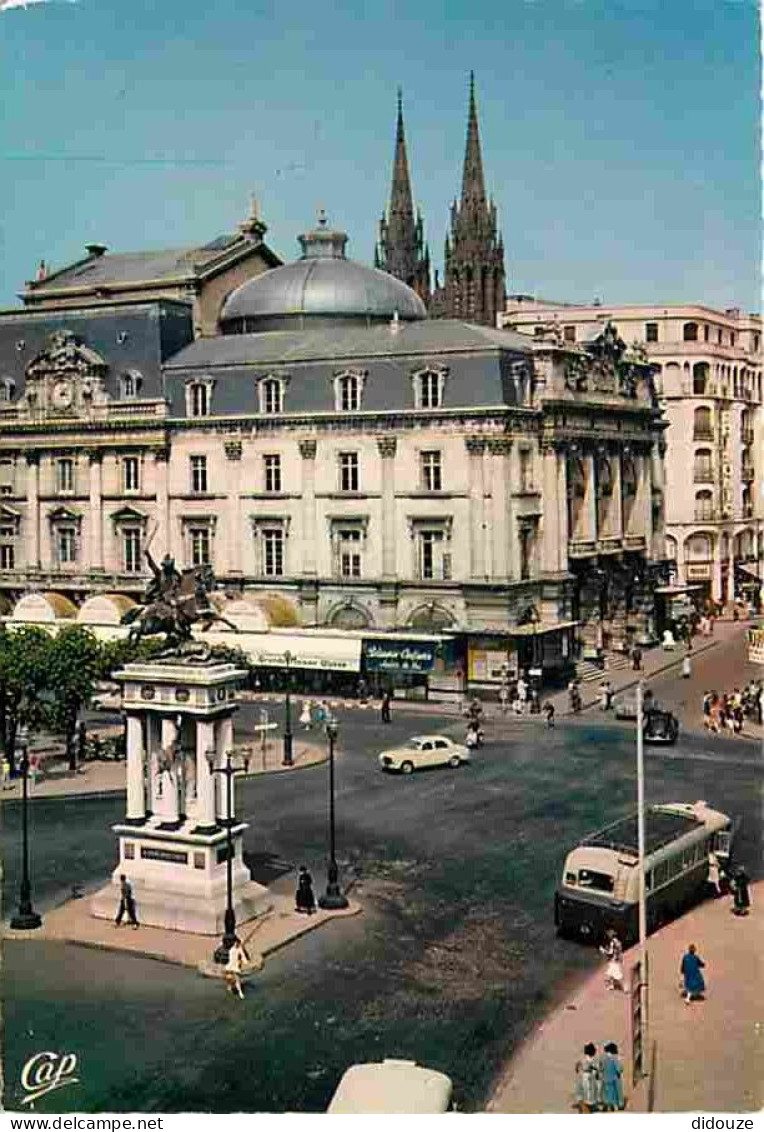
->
123, 456, 140, 493
563, 325, 576, 343
704, 325, 710, 342
57, 526, 77, 565
123, 528, 142, 573
190, 455, 208, 494
0, 459, 13, 496
190, 383, 209, 417
419, 372, 441, 408
264, 454, 282, 493
262, 528, 284, 577
190, 527, 211, 566
261, 379, 283, 414
57, 458, 74, 494
645, 322, 658, 343
339, 452, 359, 492
338, 529, 362, 578
0, 543, 15, 570
419, 530, 449, 580
421, 450, 442, 492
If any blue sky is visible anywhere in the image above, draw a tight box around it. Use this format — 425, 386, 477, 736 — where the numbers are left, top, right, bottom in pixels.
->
0, 0, 760, 310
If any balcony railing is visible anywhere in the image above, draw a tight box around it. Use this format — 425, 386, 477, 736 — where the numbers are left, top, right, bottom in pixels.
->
623, 535, 647, 551
568, 539, 597, 558
692, 427, 714, 441
693, 468, 715, 483
694, 508, 716, 522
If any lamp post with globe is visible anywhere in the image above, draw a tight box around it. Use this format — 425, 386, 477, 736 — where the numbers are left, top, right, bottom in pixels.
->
205, 746, 243, 964
319, 714, 348, 910
282, 650, 294, 767
10, 727, 43, 931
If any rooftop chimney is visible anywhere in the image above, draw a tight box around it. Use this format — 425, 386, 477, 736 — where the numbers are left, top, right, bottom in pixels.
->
85, 243, 108, 258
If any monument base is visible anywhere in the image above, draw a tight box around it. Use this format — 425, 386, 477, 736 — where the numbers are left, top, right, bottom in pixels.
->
90, 818, 271, 935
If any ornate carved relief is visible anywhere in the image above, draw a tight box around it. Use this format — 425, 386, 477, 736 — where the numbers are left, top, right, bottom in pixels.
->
376, 437, 397, 458
23, 330, 110, 419
299, 438, 318, 460
224, 440, 243, 461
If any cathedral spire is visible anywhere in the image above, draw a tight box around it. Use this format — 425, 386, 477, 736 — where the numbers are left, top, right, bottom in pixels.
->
460, 70, 487, 210
375, 88, 431, 306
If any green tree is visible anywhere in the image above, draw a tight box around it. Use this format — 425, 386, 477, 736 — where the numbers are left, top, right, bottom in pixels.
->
0, 625, 54, 773
46, 627, 103, 772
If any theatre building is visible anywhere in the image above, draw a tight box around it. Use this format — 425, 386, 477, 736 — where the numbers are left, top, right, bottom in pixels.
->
0, 213, 666, 693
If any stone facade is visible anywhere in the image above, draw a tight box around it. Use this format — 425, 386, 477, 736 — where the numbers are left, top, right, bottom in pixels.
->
503, 299, 763, 605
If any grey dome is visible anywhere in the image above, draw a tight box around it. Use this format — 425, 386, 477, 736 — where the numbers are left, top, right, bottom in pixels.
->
221, 212, 427, 332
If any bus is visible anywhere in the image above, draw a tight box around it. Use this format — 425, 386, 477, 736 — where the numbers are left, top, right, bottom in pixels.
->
554, 800, 733, 944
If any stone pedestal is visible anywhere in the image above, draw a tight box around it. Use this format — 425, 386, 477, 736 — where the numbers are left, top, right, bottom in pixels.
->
90, 659, 270, 935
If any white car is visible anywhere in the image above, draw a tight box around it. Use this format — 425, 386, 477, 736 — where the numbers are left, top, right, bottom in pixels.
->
327, 1059, 454, 1113
378, 734, 470, 774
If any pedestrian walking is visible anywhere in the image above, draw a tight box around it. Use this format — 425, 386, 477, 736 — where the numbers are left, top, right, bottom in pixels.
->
28, 753, 39, 789
224, 936, 250, 999
295, 865, 316, 914
0, 754, 10, 790
543, 701, 555, 728
574, 1043, 600, 1113
380, 691, 392, 724
498, 684, 509, 715
599, 929, 624, 992
114, 874, 139, 929
631, 645, 642, 671
682, 653, 692, 679
600, 1043, 625, 1111
680, 943, 706, 1003
299, 699, 313, 730
731, 867, 751, 916
516, 676, 528, 714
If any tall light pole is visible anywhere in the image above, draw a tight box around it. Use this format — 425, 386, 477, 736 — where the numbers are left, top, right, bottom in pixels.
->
282, 649, 293, 767
319, 714, 348, 910
206, 748, 240, 964
635, 681, 649, 1075
10, 728, 43, 931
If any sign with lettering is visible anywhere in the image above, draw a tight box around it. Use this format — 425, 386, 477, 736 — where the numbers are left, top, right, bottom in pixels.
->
362, 640, 436, 674
748, 627, 764, 665
140, 846, 188, 865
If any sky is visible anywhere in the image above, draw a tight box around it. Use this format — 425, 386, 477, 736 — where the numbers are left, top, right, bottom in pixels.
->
0, 0, 760, 311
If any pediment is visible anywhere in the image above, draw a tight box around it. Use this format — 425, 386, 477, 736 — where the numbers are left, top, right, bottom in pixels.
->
48, 504, 82, 524
26, 330, 108, 381
110, 505, 149, 526
0, 503, 21, 525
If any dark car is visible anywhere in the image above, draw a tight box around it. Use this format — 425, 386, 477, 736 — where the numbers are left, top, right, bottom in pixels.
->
643, 709, 679, 745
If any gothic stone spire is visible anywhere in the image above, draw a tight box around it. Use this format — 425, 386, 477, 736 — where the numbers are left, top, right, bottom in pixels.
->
376, 89, 431, 305
460, 70, 487, 211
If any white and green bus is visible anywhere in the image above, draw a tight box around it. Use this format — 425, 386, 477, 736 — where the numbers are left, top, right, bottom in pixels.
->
555, 800, 733, 944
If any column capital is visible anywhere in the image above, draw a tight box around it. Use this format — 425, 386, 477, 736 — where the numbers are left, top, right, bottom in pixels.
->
299, 438, 318, 460
86, 449, 103, 465
487, 437, 513, 456
153, 446, 170, 463
25, 451, 40, 466
464, 435, 486, 455
376, 437, 397, 458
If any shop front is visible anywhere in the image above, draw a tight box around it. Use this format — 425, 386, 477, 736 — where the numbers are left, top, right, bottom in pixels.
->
360, 635, 441, 699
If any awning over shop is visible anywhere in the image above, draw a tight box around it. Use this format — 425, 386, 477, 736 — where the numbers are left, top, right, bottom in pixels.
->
654, 585, 704, 595
362, 638, 437, 674
201, 630, 362, 673
510, 620, 580, 637
10, 591, 78, 623
737, 564, 764, 581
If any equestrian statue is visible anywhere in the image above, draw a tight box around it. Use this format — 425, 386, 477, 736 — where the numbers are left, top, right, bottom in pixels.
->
121, 541, 238, 657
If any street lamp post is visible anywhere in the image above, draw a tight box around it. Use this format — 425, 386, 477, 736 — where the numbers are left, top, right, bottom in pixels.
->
319, 715, 348, 910
206, 748, 240, 964
10, 728, 43, 931
282, 649, 293, 767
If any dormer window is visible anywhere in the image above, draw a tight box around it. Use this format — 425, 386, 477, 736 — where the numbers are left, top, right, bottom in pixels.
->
334, 369, 366, 411
120, 371, 143, 399
413, 366, 447, 409
258, 376, 286, 415
186, 378, 214, 418
0, 377, 16, 403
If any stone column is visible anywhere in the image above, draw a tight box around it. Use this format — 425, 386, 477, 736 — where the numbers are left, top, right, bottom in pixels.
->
125, 714, 146, 821
25, 452, 40, 569
377, 437, 397, 578
611, 450, 623, 540
217, 715, 235, 823
196, 718, 217, 829
465, 436, 487, 579
88, 451, 104, 570
727, 538, 736, 604
712, 536, 723, 603
154, 448, 170, 555
541, 444, 561, 574
556, 446, 569, 567
584, 450, 598, 543
160, 716, 180, 822
224, 440, 243, 576
488, 439, 511, 580
299, 438, 318, 576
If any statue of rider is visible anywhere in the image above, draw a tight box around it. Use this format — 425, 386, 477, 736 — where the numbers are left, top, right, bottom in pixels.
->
144, 548, 182, 604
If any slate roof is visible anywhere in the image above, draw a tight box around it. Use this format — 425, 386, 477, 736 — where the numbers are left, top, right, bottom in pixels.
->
165, 319, 534, 370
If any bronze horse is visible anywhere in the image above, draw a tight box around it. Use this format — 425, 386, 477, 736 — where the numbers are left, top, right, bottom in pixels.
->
121, 560, 238, 652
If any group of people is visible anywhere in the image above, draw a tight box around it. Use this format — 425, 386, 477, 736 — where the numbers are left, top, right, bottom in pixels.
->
702, 683, 762, 735
298, 699, 332, 730
574, 1042, 625, 1113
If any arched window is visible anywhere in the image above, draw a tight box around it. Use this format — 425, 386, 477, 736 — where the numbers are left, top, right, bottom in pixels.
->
686, 534, 712, 562
186, 381, 211, 418
683, 322, 699, 342
694, 490, 713, 522
258, 377, 285, 415
566, 455, 586, 538
412, 367, 447, 409
333, 369, 366, 412
692, 362, 709, 396
665, 535, 678, 561
693, 406, 712, 439
693, 448, 713, 482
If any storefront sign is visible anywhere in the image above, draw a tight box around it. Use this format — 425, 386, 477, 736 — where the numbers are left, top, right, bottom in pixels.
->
206, 632, 362, 672
468, 648, 512, 682
748, 628, 764, 665
686, 565, 711, 580
362, 640, 435, 674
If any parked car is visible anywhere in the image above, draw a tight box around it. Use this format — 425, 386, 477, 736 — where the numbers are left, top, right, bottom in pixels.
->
327, 1059, 454, 1113
643, 709, 679, 745
378, 735, 470, 774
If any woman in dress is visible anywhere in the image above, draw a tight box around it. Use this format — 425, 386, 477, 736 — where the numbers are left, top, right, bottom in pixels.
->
600, 1043, 625, 1111
599, 929, 625, 992
574, 1043, 600, 1113
224, 936, 250, 1000
680, 943, 706, 1004
299, 700, 313, 730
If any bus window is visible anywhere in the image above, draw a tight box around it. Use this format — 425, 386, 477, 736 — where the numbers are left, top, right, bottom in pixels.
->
578, 869, 614, 893
565, 872, 577, 885
654, 861, 668, 887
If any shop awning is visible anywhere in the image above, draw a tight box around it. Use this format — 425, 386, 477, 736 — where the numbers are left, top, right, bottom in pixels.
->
510, 620, 580, 637
737, 564, 764, 580
654, 585, 704, 595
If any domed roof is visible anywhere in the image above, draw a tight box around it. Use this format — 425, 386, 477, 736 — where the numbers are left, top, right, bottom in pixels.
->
221, 212, 427, 332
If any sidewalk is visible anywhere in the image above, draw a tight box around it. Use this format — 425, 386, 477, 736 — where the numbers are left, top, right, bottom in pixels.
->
0, 739, 326, 801
3, 889, 361, 976
488, 883, 763, 1113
